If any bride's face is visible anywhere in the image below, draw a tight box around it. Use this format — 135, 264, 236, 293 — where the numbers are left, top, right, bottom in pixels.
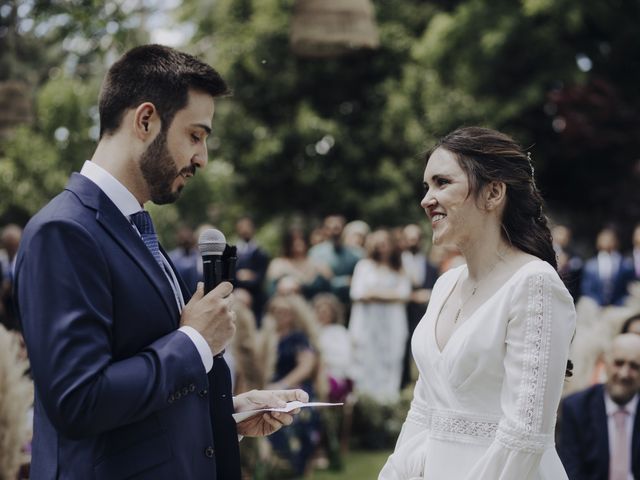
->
420, 148, 481, 248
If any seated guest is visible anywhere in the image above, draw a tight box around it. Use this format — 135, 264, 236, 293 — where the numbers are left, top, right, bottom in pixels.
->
312, 292, 353, 403
230, 302, 263, 395
267, 227, 331, 300
558, 333, 640, 479
261, 294, 323, 476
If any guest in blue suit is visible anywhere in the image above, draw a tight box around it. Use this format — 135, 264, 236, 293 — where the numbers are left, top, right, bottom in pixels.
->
580, 228, 635, 306
14, 44, 307, 480
558, 334, 640, 480
234, 216, 270, 325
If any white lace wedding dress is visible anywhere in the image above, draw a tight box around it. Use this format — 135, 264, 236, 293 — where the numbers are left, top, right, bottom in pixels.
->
379, 260, 575, 479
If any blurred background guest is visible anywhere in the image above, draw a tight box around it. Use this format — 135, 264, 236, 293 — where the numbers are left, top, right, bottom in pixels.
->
342, 220, 370, 255
167, 223, 200, 292
261, 294, 323, 477
235, 216, 270, 325
581, 227, 635, 306
313, 292, 353, 403
400, 224, 439, 388
267, 227, 332, 300
552, 223, 584, 301
621, 312, 640, 335
558, 333, 640, 480
313, 292, 354, 471
0, 324, 33, 480
0, 224, 22, 331
309, 215, 362, 307
631, 223, 640, 281
349, 229, 411, 403
230, 302, 263, 395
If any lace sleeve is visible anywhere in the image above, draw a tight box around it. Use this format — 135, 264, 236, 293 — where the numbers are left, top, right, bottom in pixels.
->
464, 268, 576, 479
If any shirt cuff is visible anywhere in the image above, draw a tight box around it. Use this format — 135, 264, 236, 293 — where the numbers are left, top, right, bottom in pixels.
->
179, 326, 213, 373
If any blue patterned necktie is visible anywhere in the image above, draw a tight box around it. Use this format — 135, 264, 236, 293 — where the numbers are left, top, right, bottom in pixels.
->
130, 211, 164, 269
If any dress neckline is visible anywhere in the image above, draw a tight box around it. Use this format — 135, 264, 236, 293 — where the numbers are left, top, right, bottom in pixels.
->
433, 259, 547, 354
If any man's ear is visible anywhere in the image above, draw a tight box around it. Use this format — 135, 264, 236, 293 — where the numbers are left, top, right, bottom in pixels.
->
133, 102, 159, 140
484, 181, 507, 211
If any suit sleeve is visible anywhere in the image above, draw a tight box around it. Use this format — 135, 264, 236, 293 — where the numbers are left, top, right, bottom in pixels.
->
557, 397, 586, 480
16, 218, 205, 439
463, 269, 576, 479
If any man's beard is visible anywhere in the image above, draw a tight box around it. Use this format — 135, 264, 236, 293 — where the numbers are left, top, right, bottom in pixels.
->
139, 131, 194, 205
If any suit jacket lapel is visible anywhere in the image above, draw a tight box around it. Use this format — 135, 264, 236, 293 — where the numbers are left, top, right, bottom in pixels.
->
592, 386, 610, 476
66, 174, 179, 321
161, 244, 194, 301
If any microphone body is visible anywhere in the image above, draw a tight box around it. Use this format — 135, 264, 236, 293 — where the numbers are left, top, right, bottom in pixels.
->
198, 229, 237, 294
202, 255, 224, 294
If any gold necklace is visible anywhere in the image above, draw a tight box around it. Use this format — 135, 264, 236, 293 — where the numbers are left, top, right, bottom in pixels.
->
454, 258, 501, 323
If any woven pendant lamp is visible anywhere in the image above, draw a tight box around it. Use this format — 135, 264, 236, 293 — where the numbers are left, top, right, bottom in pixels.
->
290, 0, 380, 58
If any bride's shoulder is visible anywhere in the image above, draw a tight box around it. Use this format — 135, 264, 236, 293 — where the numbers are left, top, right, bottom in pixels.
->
507, 255, 571, 298
433, 264, 466, 288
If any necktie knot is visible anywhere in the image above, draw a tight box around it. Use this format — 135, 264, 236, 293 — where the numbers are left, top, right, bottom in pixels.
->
131, 211, 163, 269
130, 211, 155, 236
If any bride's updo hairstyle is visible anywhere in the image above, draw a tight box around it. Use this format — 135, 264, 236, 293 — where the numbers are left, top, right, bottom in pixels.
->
426, 126, 557, 270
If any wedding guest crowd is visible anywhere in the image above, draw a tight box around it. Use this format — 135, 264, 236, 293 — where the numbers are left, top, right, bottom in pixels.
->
3, 213, 640, 478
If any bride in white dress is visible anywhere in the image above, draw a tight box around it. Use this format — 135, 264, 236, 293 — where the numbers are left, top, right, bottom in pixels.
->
379, 127, 576, 480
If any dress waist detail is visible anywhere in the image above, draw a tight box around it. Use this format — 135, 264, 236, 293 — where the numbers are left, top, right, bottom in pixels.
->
406, 402, 500, 446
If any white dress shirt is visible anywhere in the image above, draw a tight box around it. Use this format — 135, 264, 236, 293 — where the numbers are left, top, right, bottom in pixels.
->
605, 392, 638, 480
80, 160, 213, 373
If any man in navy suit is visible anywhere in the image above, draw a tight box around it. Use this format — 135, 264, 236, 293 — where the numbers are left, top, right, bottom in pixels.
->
14, 44, 307, 480
580, 228, 635, 306
558, 333, 640, 479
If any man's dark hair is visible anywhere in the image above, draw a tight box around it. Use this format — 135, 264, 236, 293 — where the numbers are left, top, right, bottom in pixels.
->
98, 44, 230, 138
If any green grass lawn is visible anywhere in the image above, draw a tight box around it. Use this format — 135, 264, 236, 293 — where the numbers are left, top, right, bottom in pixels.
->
309, 450, 392, 480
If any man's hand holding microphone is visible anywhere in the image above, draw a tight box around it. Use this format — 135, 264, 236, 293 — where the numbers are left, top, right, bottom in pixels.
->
180, 228, 236, 356
179, 228, 308, 437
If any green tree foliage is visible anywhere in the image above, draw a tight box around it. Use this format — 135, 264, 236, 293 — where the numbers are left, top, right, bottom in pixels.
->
2, 0, 640, 247
183, 0, 436, 228
182, 0, 640, 245
0, 0, 150, 223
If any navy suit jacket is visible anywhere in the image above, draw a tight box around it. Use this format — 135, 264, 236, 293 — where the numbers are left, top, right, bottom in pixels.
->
580, 255, 635, 306
15, 174, 240, 479
558, 384, 640, 480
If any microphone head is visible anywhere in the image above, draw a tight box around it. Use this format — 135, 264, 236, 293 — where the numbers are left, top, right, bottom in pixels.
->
198, 228, 226, 256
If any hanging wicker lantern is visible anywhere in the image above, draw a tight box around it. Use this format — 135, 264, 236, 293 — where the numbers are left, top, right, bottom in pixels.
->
290, 0, 380, 58
0, 81, 33, 139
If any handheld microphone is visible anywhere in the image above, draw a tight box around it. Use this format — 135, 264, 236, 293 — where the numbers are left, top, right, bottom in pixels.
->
197, 229, 238, 294
198, 229, 227, 294
197, 229, 237, 360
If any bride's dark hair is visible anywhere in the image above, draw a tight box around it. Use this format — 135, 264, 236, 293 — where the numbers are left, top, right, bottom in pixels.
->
427, 126, 573, 377
426, 126, 557, 270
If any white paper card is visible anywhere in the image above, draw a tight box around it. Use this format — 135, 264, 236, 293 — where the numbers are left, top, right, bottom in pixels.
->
232, 401, 343, 423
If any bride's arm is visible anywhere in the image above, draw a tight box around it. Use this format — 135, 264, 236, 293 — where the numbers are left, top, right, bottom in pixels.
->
379, 376, 430, 480
464, 269, 576, 480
